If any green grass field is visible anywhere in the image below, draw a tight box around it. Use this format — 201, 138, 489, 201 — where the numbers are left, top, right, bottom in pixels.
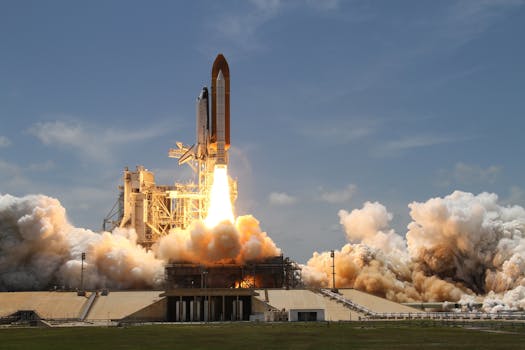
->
1, 322, 525, 350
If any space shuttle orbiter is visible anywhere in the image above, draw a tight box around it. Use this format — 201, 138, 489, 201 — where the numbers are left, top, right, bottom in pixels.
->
171, 54, 231, 168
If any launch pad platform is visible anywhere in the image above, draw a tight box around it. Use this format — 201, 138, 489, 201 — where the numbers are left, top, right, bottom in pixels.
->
165, 255, 302, 290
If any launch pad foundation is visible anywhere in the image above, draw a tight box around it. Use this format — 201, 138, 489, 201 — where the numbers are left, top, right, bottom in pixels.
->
163, 289, 253, 322
162, 255, 302, 321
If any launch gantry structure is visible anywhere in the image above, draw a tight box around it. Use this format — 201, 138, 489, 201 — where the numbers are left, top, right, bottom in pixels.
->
103, 54, 237, 248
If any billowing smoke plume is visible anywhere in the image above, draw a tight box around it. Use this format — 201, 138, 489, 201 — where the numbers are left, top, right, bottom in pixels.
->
156, 215, 280, 264
4, 190, 525, 310
0, 194, 280, 291
304, 191, 525, 310
0, 194, 164, 291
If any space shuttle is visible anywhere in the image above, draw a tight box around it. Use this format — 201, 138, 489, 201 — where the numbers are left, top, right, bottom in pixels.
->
176, 54, 230, 167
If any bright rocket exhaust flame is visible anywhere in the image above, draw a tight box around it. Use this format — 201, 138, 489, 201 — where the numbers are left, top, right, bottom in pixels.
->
235, 276, 255, 288
204, 165, 235, 228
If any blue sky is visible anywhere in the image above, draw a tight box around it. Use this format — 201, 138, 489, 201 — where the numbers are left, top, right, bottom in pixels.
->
1, 0, 524, 262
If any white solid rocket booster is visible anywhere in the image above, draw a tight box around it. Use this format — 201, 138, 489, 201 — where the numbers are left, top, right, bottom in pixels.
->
196, 87, 209, 160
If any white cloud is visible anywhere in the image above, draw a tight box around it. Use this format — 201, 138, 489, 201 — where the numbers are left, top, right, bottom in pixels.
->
0, 157, 116, 230
0, 136, 11, 148
251, 0, 282, 12
376, 134, 464, 156
0, 159, 21, 175
208, 0, 283, 52
299, 119, 375, 144
27, 160, 55, 172
453, 162, 500, 183
0, 160, 31, 191
28, 120, 169, 162
439, 0, 525, 50
437, 162, 501, 187
345, 0, 523, 95
151, 165, 194, 186
503, 186, 525, 206
387, 135, 457, 151
269, 191, 296, 205
451, 0, 524, 22
320, 184, 356, 203
305, 0, 340, 11
59, 186, 117, 212
206, 0, 342, 54
0, 158, 57, 193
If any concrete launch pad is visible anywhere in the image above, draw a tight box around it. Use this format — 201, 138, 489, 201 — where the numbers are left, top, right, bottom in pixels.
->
0, 288, 423, 324
0, 292, 87, 320
339, 289, 418, 314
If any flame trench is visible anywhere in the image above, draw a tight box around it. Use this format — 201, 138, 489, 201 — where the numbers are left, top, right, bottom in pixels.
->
204, 165, 235, 228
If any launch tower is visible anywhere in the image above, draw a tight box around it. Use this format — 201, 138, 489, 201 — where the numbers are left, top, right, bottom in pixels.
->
103, 54, 237, 247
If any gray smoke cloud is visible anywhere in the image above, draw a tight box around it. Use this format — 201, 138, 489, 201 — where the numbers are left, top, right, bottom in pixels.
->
303, 191, 525, 311
0, 194, 280, 291
0, 194, 164, 290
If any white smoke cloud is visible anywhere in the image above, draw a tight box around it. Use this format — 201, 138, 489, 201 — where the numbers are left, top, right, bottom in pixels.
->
0, 136, 11, 148
338, 201, 405, 254
4, 190, 525, 310
0, 194, 281, 291
407, 191, 525, 294
155, 215, 280, 264
304, 191, 525, 310
303, 200, 466, 302
0, 194, 164, 291
480, 286, 525, 312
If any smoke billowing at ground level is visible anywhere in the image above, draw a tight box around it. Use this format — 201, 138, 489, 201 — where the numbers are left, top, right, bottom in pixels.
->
303, 191, 525, 311
2, 191, 525, 311
0, 194, 279, 291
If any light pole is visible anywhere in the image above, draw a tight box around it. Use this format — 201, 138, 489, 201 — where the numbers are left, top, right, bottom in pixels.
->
78, 252, 86, 296
330, 250, 337, 293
